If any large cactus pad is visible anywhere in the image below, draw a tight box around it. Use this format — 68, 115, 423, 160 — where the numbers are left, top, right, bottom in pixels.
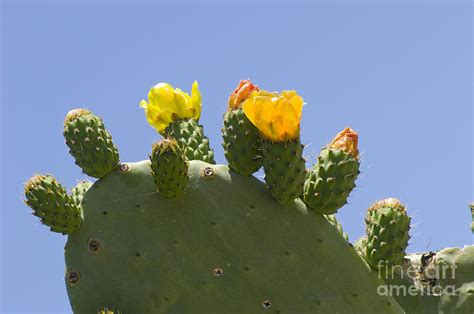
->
64, 160, 402, 313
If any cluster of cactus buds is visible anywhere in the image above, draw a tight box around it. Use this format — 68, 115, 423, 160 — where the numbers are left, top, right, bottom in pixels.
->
22, 78, 473, 313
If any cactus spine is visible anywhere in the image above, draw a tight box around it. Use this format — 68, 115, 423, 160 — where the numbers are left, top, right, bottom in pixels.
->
63, 109, 119, 178
222, 80, 262, 175
149, 138, 189, 198
24, 174, 82, 234
364, 198, 411, 270
303, 127, 360, 214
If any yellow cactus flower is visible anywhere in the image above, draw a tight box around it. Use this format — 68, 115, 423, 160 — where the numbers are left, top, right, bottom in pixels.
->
328, 127, 359, 158
242, 90, 304, 142
140, 81, 202, 134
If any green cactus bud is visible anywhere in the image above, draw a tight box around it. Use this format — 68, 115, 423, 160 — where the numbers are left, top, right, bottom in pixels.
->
303, 127, 360, 215
222, 108, 262, 175
71, 180, 93, 207
364, 198, 411, 269
150, 138, 189, 198
325, 214, 349, 241
63, 109, 119, 178
164, 118, 215, 164
24, 174, 82, 234
261, 138, 306, 204
439, 282, 474, 314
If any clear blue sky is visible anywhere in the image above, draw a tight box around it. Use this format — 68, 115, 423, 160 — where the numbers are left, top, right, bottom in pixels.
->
1, 1, 472, 312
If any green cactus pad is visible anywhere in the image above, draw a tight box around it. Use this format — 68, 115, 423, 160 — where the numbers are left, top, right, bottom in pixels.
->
325, 214, 349, 241
303, 147, 359, 215
63, 109, 120, 178
71, 180, 93, 207
222, 108, 262, 175
24, 174, 82, 234
364, 198, 411, 269
150, 139, 189, 198
261, 139, 306, 204
439, 281, 474, 314
434, 246, 474, 289
164, 118, 215, 164
64, 160, 402, 313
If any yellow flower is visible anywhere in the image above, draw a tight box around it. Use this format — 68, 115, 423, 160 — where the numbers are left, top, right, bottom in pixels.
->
242, 90, 304, 142
140, 81, 202, 134
328, 127, 359, 158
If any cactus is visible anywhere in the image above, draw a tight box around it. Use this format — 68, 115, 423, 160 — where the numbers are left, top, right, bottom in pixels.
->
64, 109, 119, 178
24, 174, 82, 234
140, 81, 215, 163
63, 160, 402, 313
303, 127, 360, 215
149, 138, 189, 198
242, 90, 306, 203
439, 282, 474, 314
325, 214, 349, 241
363, 198, 411, 270
23, 80, 473, 313
222, 80, 262, 175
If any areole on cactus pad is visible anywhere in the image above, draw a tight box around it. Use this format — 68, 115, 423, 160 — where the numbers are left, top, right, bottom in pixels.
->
23, 79, 473, 313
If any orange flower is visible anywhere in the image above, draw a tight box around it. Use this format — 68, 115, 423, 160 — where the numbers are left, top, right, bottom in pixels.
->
228, 79, 259, 110
328, 127, 359, 158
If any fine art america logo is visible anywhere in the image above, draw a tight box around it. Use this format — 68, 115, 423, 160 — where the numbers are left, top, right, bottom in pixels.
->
376, 260, 457, 297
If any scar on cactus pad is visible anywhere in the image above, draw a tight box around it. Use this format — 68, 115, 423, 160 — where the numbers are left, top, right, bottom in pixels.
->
23, 79, 473, 313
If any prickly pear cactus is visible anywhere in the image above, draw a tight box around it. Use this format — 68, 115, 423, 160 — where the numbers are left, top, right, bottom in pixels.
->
64, 160, 401, 313
23, 79, 473, 313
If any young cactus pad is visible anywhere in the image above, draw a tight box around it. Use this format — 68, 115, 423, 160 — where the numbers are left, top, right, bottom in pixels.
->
303, 127, 360, 215
222, 80, 262, 175
24, 174, 82, 234
63, 109, 120, 178
149, 138, 189, 198
140, 82, 215, 163
364, 198, 411, 270
64, 160, 402, 313
242, 90, 306, 203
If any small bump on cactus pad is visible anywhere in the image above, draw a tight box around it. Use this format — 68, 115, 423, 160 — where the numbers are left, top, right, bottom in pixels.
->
63, 109, 119, 178
24, 174, 82, 234
164, 118, 215, 164
222, 108, 262, 175
149, 138, 189, 198
261, 139, 306, 204
364, 198, 411, 269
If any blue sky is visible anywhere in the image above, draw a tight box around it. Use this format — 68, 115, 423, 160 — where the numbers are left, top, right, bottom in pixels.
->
1, 1, 472, 312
